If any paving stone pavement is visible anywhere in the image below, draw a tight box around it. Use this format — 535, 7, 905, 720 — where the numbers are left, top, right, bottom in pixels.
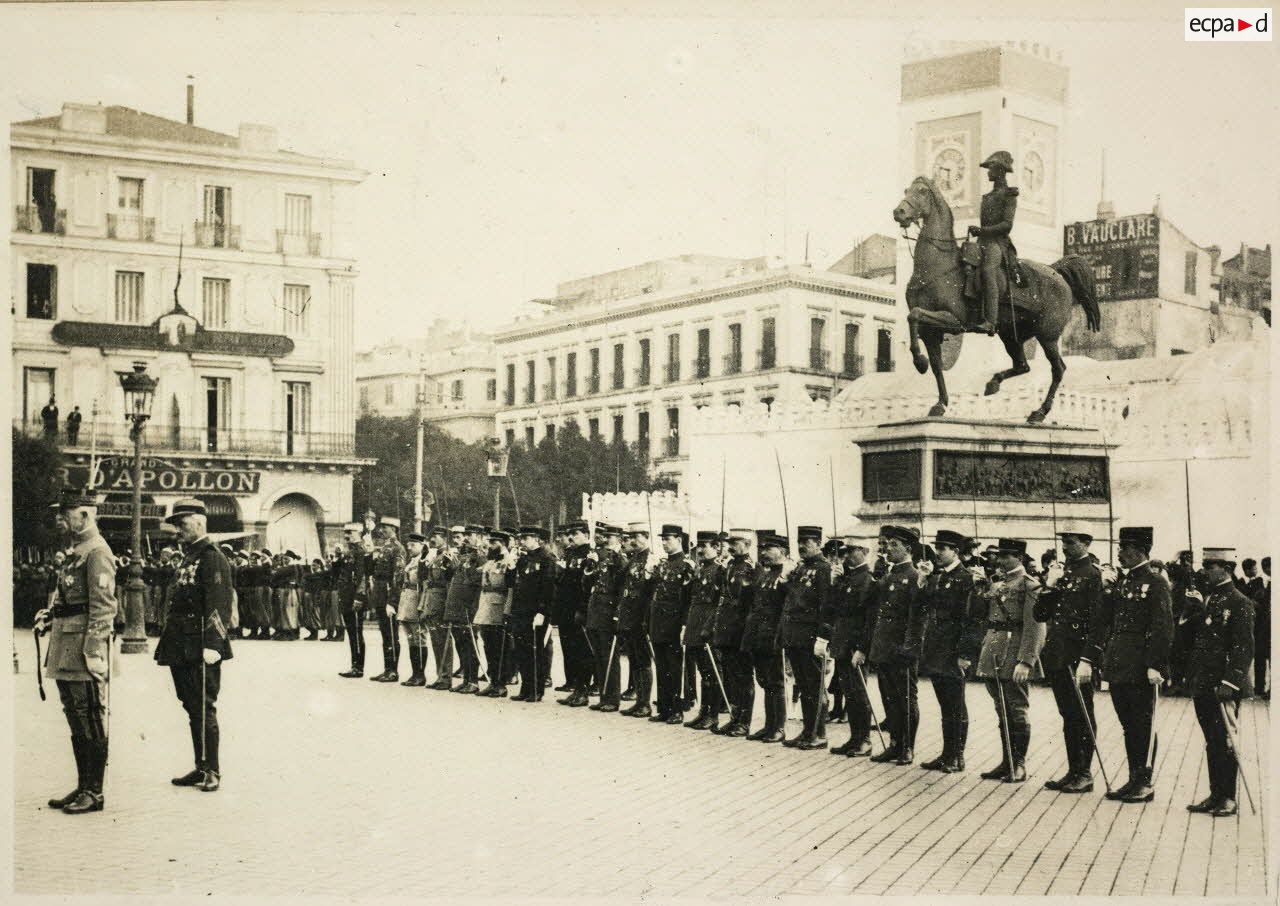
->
12, 628, 1272, 898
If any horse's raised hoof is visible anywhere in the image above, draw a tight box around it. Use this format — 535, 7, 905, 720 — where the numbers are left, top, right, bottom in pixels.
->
913, 353, 929, 375
927, 403, 947, 418
984, 379, 1001, 397
1026, 410, 1046, 424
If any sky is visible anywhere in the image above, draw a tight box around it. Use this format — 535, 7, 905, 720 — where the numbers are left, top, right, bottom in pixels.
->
3, 1, 1277, 349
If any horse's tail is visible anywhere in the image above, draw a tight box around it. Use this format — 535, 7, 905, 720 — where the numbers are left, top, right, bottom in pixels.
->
1052, 254, 1100, 332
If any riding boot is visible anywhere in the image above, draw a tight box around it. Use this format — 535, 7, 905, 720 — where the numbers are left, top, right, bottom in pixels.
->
759, 689, 786, 743
921, 719, 950, 770
976, 279, 998, 335
401, 646, 426, 686
48, 736, 86, 808
64, 738, 107, 813
942, 718, 967, 773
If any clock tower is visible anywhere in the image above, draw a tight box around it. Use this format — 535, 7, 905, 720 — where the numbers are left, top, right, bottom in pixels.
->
897, 40, 1068, 278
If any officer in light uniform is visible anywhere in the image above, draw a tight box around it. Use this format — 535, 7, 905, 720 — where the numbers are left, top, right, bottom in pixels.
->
397, 532, 427, 686
36, 489, 118, 814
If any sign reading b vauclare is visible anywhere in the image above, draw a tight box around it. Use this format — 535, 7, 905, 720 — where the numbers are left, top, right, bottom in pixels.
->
67, 457, 261, 496
1062, 213, 1160, 302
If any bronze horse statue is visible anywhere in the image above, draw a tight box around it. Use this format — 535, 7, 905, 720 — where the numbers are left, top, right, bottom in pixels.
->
892, 176, 1100, 423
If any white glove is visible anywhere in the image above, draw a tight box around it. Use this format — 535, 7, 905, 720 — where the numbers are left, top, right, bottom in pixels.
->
1184, 588, 1204, 603
1045, 562, 1065, 588
385, 604, 396, 618
33, 609, 51, 636
533, 613, 545, 628
587, 551, 599, 562
1076, 660, 1093, 685
814, 637, 829, 658
851, 649, 866, 668
1100, 565, 1119, 587
202, 648, 222, 665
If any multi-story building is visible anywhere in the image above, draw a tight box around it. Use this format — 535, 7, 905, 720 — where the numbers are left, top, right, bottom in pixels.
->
355, 320, 497, 443
493, 253, 899, 487
11, 100, 368, 555
1217, 242, 1271, 319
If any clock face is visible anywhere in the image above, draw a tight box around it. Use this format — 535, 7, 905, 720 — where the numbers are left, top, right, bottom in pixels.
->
933, 148, 967, 198
1022, 151, 1045, 195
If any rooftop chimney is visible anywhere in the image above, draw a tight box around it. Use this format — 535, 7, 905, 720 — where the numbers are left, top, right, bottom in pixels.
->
186, 75, 194, 125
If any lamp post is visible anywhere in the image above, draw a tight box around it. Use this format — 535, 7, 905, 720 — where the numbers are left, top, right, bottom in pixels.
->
118, 361, 157, 654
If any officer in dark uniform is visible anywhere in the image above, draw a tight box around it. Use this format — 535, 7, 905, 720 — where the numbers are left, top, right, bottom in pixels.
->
368, 516, 405, 682
154, 499, 233, 792
775, 526, 834, 750
509, 527, 557, 702
966, 149, 1021, 335
336, 522, 368, 677
918, 529, 984, 773
866, 525, 926, 765
1034, 526, 1104, 793
35, 489, 117, 814
742, 531, 788, 742
443, 526, 486, 693
1184, 547, 1254, 817
648, 525, 696, 724
1079, 526, 1172, 803
829, 538, 877, 757
683, 530, 728, 730
711, 528, 757, 736
554, 522, 594, 707
584, 523, 627, 712
617, 524, 656, 718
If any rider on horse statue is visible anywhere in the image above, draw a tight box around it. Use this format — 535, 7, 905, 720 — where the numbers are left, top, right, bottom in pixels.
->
966, 150, 1022, 336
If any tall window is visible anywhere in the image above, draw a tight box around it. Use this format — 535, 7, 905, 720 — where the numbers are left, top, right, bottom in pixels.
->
451, 379, 464, 401
545, 423, 557, 442
587, 417, 600, 439
843, 322, 861, 376
22, 367, 55, 426
612, 343, 625, 389
284, 381, 311, 454
876, 327, 894, 373
202, 277, 230, 328
666, 407, 680, 456
637, 338, 651, 385
695, 328, 711, 378
760, 317, 777, 369
504, 428, 515, 448
525, 426, 536, 448
204, 376, 232, 452
26, 167, 57, 233
565, 351, 578, 398
26, 263, 56, 319
665, 333, 681, 382
612, 413, 624, 443
589, 347, 601, 394
203, 185, 231, 247
118, 177, 143, 212
545, 356, 557, 400
384, 382, 395, 405
486, 378, 497, 401
726, 322, 743, 373
637, 411, 650, 453
114, 271, 145, 324
1185, 251, 1198, 295
809, 317, 827, 370
525, 360, 536, 403
359, 385, 370, 410
285, 194, 312, 235
282, 283, 310, 335
504, 363, 516, 405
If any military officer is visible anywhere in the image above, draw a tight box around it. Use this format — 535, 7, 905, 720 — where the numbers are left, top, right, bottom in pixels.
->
554, 522, 594, 707
865, 525, 926, 765
584, 523, 627, 712
918, 529, 984, 773
419, 526, 455, 688
711, 529, 757, 736
966, 149, 1021, 335
397, 532, 428, 686
1034, 526, 1104, 793
336, 522, 369, 678
682, 530, 728, 729
368, 516, 405, 682
1079, 526, 1173, 803
155, 499, 234, 792
774, 526, 834, 750
443, 525, 487, 694
829, 538, 877, 757
476, 530, 516, 697
617, 524, 657, 718
36, 489, 117, 814
648, 525, 696, 724
976, 538, 1045, 783
742, 532, 789, 743
1184, 547, 1255, 817
510, 527, 557, 702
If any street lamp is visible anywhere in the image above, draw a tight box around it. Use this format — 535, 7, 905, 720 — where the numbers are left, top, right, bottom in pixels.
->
118, 361, 157, 654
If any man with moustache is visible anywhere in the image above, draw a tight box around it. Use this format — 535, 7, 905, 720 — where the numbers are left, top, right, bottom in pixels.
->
617, 524, 657, 718
711, 529, 757, 736
649, 525, 696, 724
443, 525, 487, 694
741, 532, 790, 743
510, 526, 557, 702
829, 537, 877, 757
367, 516, 405, 682
584, 523, 628, 712
865, 525, 926, 765
336, 523, 369, 678
554, 522, 595, 707
777, 526, 834, 750
683, 530, 729, 730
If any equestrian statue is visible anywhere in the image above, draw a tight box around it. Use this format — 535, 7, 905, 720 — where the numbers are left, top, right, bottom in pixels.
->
892, 150, 1100, 424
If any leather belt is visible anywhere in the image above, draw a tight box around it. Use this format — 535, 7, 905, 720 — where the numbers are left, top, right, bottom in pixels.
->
52, 603, 88, 618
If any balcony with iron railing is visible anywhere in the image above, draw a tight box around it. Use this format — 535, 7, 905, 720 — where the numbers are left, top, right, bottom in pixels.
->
107, 213, 155, 242
693, 356, 712, 379
809, 348, 830, 371
841, 353, 865, 380
14, 205, 66, 235
15, 419, 356, 458
664, 362, 681, 383
722, 352, 743, 375
876, 355, 894, 373
194, 220, 242, 250
756, 347, 777, 370
276, 230, 323, 256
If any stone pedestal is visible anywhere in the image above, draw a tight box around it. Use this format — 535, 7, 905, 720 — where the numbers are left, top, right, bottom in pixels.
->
850, 418, 1115, 553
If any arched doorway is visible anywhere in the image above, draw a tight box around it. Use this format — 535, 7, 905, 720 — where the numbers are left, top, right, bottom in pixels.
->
197, 495, 242, 534
266, 492, 324, 560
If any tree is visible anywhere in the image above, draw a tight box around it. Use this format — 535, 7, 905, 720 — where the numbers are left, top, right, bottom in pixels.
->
12, 428, 65, 554
352, 415, 672, 530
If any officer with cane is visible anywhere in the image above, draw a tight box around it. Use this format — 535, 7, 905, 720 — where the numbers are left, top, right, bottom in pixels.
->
155, 499, 233, 793
1184, 546, 1255, 818
777, 526, 834, 750
584, 524, 627, 712
510, 527, 556, 702
35, 488, 117, 814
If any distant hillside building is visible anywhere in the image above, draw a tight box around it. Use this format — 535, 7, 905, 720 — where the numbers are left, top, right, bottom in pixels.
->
828, 234, 898, 283
1218, 242, 1271, 322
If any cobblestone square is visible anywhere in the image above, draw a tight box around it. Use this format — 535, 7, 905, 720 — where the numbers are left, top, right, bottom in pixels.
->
13, 629, 1272, 899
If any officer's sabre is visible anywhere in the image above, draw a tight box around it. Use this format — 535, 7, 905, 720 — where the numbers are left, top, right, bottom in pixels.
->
1145, 684, 1159, 771
1068, 667, 1112, 793
705, 643, 731, 715
855, 663, 887, 752
1218, 700, 1256, 815
600, 635, 618, 701
995, 632, 1015, 782
773, 448, 790, 546
33, 627, 46, 701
